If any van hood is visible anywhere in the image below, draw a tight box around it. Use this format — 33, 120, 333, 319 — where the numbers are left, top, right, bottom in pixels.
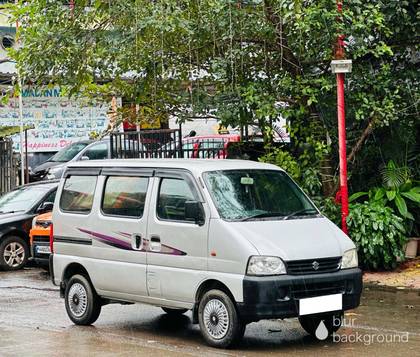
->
230, 217, 354, 261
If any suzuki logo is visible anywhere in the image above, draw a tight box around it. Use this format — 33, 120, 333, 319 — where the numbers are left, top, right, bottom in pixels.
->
312, 261, 320, 270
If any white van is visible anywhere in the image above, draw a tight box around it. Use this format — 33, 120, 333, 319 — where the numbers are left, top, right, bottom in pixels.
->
50, 159, 362, 348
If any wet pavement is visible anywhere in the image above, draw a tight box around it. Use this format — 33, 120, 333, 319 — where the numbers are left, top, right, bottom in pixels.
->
0, 268, 419, 356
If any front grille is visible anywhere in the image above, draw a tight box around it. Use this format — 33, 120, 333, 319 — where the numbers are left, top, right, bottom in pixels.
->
32, 235, 49, 243
286, 257, 341, 275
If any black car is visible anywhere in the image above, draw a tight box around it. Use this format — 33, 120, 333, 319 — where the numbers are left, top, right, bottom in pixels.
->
0, 180, 58, 271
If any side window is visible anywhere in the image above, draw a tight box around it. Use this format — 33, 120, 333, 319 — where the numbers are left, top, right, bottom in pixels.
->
157, 178, 195, 222
83, 143, 108, 160
102, 176, 148, 218
60, 176, 97, 213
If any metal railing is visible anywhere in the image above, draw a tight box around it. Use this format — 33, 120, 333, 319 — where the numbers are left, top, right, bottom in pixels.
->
0, 138, 16, 194
110, 129, 183, 159
110, 130, 229, 159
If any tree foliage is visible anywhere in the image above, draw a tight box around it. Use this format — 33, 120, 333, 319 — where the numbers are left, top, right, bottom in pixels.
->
6, 0, 419, 189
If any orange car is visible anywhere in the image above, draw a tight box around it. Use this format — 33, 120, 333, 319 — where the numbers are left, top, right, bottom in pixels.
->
30, 212, 52, 266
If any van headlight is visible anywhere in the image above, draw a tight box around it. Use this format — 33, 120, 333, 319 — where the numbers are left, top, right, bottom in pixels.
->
341, 249, 358, 269
246, 256, 286, 276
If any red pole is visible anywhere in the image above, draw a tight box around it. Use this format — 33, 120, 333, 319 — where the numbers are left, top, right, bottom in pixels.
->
335, 1, 349, 234
337, 73, 348, 234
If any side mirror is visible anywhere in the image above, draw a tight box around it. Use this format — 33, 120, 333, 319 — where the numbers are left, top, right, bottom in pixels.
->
80, 156, 90, 161
185, 200, 205, 226
37, 201, 54, 213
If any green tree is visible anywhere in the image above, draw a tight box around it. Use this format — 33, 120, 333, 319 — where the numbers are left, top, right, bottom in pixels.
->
7, 0, 419, 193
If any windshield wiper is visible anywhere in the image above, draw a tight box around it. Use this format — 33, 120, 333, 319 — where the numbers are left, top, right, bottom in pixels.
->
0, 210, 24, 214
239, 212, 286, 222
284, 208, 318, 220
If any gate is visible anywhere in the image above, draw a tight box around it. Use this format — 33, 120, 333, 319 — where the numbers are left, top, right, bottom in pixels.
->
110, 129, 231, 159
0, 138, 16, 194
110, 129, 183, 159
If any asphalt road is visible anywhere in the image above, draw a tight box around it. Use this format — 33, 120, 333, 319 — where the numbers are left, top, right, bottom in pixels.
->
0, 268, 419, 356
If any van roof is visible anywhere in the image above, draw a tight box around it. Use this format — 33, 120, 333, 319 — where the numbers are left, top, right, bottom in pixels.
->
66, 159, 282, 175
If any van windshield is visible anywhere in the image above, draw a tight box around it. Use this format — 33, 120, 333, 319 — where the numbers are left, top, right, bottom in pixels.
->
203, 169, 318, 221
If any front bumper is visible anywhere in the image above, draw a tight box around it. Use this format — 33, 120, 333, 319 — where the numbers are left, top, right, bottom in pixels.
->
31, 242, 51, 266
237, 268, 362, 322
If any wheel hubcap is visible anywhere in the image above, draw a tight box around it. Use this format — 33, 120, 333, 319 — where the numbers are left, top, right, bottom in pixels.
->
3, 242, 25, 268
68, 283, 88, 317
203, 299, 229, 339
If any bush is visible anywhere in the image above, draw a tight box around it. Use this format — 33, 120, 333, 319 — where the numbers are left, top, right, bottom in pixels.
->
347, 201, 407, 270
315, 197, 341, 227
259, 149, 301, 181
349, 160, 420, 236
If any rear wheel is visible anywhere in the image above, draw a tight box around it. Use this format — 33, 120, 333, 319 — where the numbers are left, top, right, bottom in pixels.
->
161, 307, 188, 315
299, 312, 343, 340
65, 274, 102, 325
198, 289, 245, 348
0, 236, 29, 271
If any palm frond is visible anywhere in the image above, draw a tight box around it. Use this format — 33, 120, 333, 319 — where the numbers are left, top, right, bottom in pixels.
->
380, 160, 411, 189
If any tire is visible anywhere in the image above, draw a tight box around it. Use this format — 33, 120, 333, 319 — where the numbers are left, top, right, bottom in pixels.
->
161, 307, 188, 315
0, 236, 29, 271
198, 289, 245, 348
299, 312, 343, 340
65, 274, 102, 325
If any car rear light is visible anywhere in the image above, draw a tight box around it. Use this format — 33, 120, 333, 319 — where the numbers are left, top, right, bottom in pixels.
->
49, 224, 54, 254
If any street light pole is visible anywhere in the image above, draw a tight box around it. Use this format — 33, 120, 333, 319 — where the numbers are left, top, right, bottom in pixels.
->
337, 71, 348, 234
333, 1, 350, 234
15, 0, 25, 184
18, 77, 24, 184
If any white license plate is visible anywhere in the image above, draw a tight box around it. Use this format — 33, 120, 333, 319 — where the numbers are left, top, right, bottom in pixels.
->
36, 246, 51, 254
299, 293, 342, 316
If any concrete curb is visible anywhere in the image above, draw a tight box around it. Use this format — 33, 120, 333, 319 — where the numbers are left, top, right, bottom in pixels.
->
363, 282, 420, 294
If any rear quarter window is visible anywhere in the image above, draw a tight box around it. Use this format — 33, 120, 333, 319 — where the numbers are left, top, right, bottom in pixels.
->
59, 175, 97, 213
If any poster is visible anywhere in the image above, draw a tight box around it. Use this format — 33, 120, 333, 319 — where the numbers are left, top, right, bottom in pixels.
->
0, 87, 110, 152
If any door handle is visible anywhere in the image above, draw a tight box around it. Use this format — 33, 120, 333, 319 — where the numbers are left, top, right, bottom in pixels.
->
131, 234, 143, 250
149, 235, 161, 252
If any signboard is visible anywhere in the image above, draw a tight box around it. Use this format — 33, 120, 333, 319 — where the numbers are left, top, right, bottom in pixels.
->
0, 87, 109, 152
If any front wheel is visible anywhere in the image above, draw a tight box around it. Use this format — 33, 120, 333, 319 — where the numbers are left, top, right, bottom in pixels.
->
0, 236, 29, 271
65, 274, 102, 325
299, 312, 343, 340
198, 289, 245, 348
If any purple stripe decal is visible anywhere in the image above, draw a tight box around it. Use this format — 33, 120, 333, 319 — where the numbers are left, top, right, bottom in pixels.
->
77, 228, 187, 256
78, 228, 132, 250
